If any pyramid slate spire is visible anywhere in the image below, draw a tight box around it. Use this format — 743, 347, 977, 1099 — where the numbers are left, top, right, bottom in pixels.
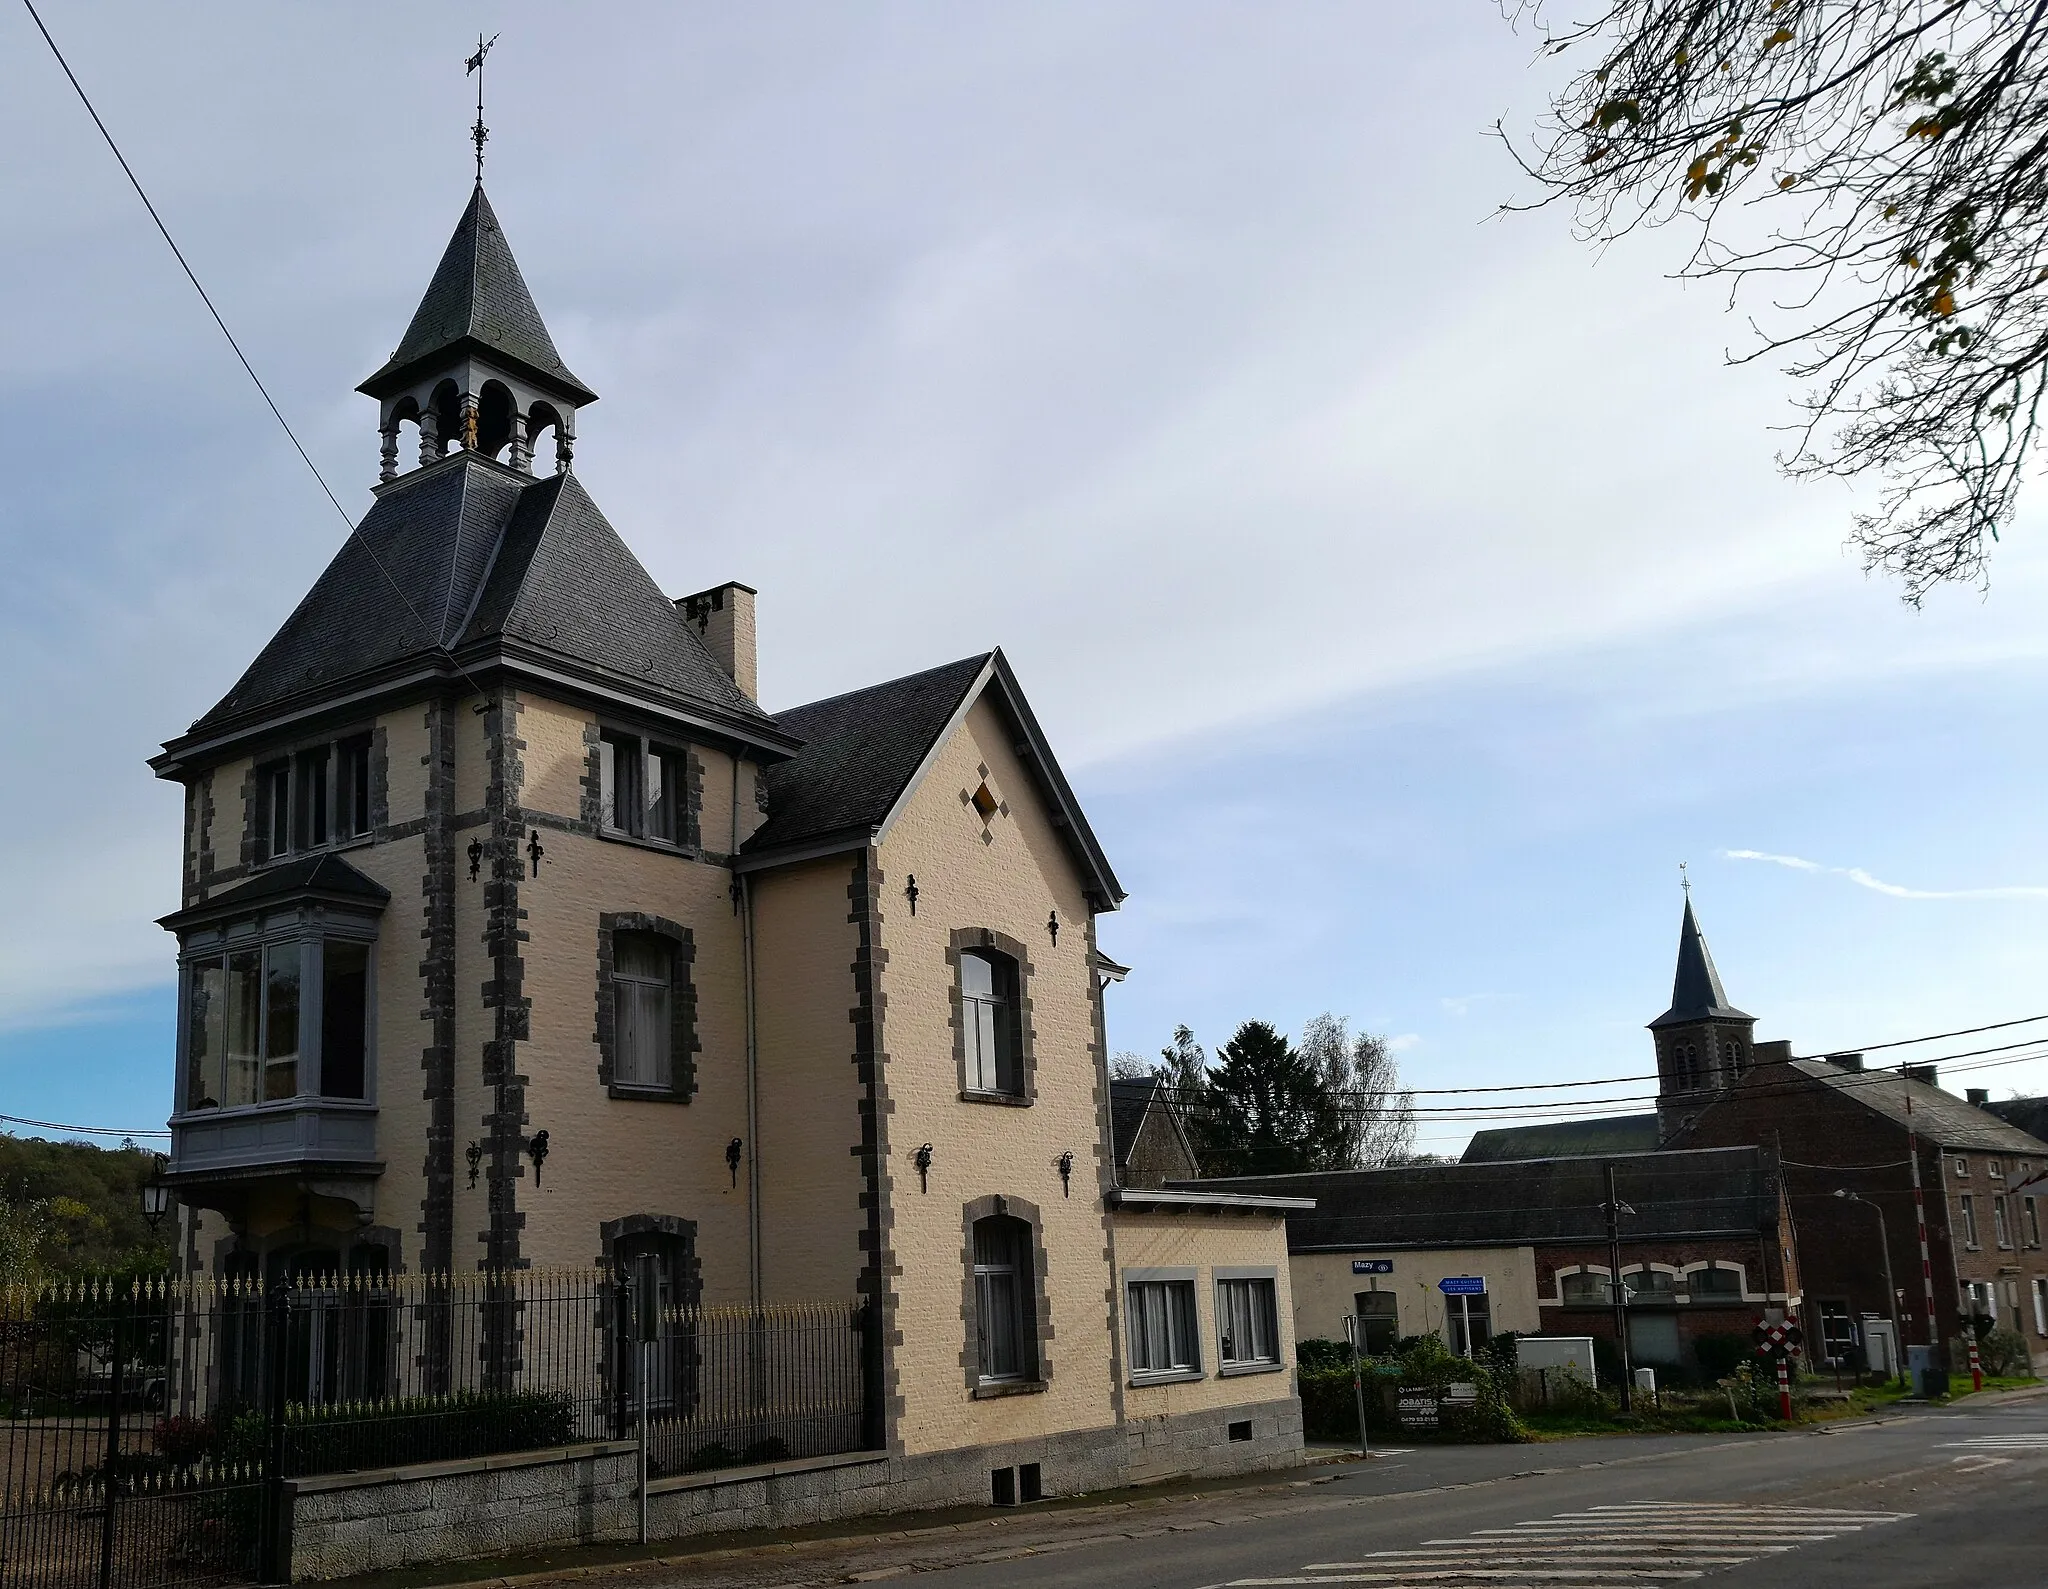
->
359, 186, 594, 405
1650, 897, 1751, 1029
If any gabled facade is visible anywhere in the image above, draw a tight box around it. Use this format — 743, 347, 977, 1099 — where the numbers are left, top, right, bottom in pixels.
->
153, 184, 1304, 1552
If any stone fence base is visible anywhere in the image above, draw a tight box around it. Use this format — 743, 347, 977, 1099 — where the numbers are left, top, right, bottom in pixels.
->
286, 1395, 1304, 1578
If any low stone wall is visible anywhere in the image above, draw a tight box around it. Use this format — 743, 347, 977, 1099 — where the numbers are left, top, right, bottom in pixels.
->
1124, 1393, 1305, 1485
287, 1396, 1304, 1578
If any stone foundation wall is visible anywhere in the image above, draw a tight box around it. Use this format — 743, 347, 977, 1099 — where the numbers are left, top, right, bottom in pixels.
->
287, 1396, 1303, 1578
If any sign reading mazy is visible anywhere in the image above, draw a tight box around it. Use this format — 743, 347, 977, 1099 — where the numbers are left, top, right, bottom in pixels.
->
1437, 1275, 1487, 1296
1351, 1259, 1394, 1275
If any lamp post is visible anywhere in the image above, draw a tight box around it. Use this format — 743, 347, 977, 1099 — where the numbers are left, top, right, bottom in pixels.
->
1834, 1189, 1903, 1386
140, 1155, 173, 1235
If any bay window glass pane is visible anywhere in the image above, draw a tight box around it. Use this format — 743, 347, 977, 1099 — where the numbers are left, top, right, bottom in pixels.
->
264, 943, 300, 1101
226, 950, 263, 1107
187, 960, 226, 1109
321, 941, 369, 1099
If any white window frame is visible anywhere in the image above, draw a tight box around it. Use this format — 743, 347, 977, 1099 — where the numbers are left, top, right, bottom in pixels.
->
1961, 1193, 1980, 1249
960, 949, 1021, 1096
1994, 1195, 2013, 1250
1124, 1269, 1201, 1382
1215, 1269, 1281, 1374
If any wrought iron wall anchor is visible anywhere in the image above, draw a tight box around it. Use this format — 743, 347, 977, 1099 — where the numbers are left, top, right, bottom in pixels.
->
1057, 1150, 1074, 1197
914, 1143, 934, 1193
527, 829, 546, 878
465, 1140, 482, 1188
905, 875, 919, 916
1046, 909, 1059, 945
468, 838, 484, 882
528, 1129, 550, 1187
726, 1137, 744, 1188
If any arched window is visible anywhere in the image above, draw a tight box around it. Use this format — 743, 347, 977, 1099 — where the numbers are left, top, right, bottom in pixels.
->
1624, 1267, 1676, 1302
971, 1215, 1034, 1383
961, 949, 1020, 1095
477, 381, 516, 459
1560, 1270, 1609, 1306
1690, 1263, 1743, 1299
614, 933, 674, 1089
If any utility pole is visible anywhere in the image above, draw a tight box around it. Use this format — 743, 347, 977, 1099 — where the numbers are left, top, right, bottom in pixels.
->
1606, 1162, 1634, 1413
1903, 1074, 1941, 1361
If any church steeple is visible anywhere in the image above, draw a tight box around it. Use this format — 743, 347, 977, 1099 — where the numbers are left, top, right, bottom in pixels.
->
357, 186, 596, 483
1648, 894, 1757, 1135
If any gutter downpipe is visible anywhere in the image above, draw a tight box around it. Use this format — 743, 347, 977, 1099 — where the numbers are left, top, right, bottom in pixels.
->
734, 755, 763, 1311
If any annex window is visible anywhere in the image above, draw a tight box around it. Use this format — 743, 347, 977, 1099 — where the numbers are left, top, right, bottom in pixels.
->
1125, 1276, 1199, 1378
1560, 1270, 1610, 1306
599, 730, 692, 845
1989, 1159, 2005, 1180
1994, 1195, 2012, 1249
972, 1215, 1035, 1384
613, 933, 674, 1090
184, 934, 372, 1110
1443, 1291, 1491, 1359
1690, 1264, 1743, 1299
1954, 1156, 1971, 1178
1353, 1291, 1399, 1354
960, 949, 1021, 1095
1960, 1193, 1979, 1248
2026, 1197, 2041, 1249
1215, 1276, 1279, 1370
257, 732, 373, 862
1623, 1268, 1677, 1301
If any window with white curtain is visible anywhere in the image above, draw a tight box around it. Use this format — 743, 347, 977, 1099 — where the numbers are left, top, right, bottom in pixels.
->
1126, 1277, 1200, 1377
1216, 1276, 1279, 1369
613, 933, 673, 1088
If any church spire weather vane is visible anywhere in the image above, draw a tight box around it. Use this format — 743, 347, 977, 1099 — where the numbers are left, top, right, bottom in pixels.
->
466, 32, 500, 184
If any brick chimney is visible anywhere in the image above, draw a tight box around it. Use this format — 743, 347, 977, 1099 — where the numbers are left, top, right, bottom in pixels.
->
1754, 1039, 1794, 1066
677, 582, 757, 702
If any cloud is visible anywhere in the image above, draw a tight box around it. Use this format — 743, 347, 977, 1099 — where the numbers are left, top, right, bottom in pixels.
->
1724, 850, 2048, 901
1439, 994, 1499, 1018
1385, 1033, 1422, 1054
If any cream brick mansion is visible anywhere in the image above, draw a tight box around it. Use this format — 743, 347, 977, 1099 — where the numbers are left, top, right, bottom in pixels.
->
151, 182, 1303, 1546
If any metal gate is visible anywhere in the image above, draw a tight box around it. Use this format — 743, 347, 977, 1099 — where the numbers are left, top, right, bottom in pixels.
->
1, 1279, 274, 1589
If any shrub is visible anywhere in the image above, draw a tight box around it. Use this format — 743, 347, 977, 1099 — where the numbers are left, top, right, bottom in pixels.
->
153, 1413, 214, 1468
1976, 1327, 2033, 1378
1716, 1358, 1780, 1423
1295, 1338, 1352, 1372
282, 1388, 578, 1476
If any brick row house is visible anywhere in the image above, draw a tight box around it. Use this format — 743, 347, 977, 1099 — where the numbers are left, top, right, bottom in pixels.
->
150, 183, 1305, 1566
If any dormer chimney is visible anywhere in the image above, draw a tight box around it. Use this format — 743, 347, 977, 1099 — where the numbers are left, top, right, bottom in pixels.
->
678, 582, 757, 702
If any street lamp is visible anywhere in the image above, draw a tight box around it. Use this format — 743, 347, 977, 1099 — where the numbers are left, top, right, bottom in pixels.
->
1834, 1189, 1903, 1386
140, 1155, 173, 1235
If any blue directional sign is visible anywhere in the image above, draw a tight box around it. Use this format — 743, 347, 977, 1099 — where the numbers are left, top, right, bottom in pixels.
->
1351, 1259, 1394, 1275
1438, 1275, 1487, 1296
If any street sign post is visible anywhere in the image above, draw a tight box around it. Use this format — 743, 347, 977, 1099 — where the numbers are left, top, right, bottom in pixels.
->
1437, 1276, 1486, 1296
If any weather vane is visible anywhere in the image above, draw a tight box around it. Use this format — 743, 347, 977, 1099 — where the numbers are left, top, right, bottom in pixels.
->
466, 32, 500, 184
1679, 860, 1691, 899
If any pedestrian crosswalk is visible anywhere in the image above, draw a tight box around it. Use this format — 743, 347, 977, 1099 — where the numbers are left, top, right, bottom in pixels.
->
1220, 1500, 1912, 1586
1936, 1432, 2048, 1452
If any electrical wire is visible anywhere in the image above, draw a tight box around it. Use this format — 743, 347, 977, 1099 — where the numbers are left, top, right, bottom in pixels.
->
21, 0, 496, 703
1, 1112, 168, 1140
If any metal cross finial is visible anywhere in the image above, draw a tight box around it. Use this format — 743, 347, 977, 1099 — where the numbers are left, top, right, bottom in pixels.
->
1679, 860, 1691, 899
466, 33, 500, 184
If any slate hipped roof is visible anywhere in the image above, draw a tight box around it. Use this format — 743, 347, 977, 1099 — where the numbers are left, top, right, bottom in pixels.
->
178, 457, 787, 748
1461, 1114, 1661, 1164
1649, 898, 1751, 1028
1779, 1059, 2048, 1155
358, 186, 595, 404
158, 853, 389, 930
1185, 1146, 1780, 1251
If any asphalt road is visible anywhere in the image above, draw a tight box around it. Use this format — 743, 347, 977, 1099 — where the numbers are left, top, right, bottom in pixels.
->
903, 1396, 2048, 1589
513, 1393, 2048, 1589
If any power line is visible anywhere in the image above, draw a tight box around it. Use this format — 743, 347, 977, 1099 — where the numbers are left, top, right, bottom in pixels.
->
1, 1113, 168, 1140
21, 0, 495, 703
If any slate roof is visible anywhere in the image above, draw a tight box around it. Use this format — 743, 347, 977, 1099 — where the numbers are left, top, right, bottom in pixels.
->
1111, 1077, 1164, 1171
1787, 1059, 2048, 1154
1649, 898, 1751, 1028
744, 654, 992, 854
1985, 1096, 2048, 1144
182, 455, 784, 746
358, 186, 595, 404
1460, 1114, 1662, 1164
1182, 1146, 1778, 1252
158, 854, 389, 929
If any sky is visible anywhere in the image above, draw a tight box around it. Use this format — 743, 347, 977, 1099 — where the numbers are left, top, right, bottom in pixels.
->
2, 4, 2045, 1157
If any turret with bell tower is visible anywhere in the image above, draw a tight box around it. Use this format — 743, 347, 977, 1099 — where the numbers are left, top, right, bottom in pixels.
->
356, 184, 597, 483
1649, 889, 1757, 1136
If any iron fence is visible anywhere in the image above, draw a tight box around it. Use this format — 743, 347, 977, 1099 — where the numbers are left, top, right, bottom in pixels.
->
2, 1272, 873, 1589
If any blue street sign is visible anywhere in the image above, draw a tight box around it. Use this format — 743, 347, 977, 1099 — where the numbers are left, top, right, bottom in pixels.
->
1438, 1275, 1487, 1296
1351, 1259, 1394, 1275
